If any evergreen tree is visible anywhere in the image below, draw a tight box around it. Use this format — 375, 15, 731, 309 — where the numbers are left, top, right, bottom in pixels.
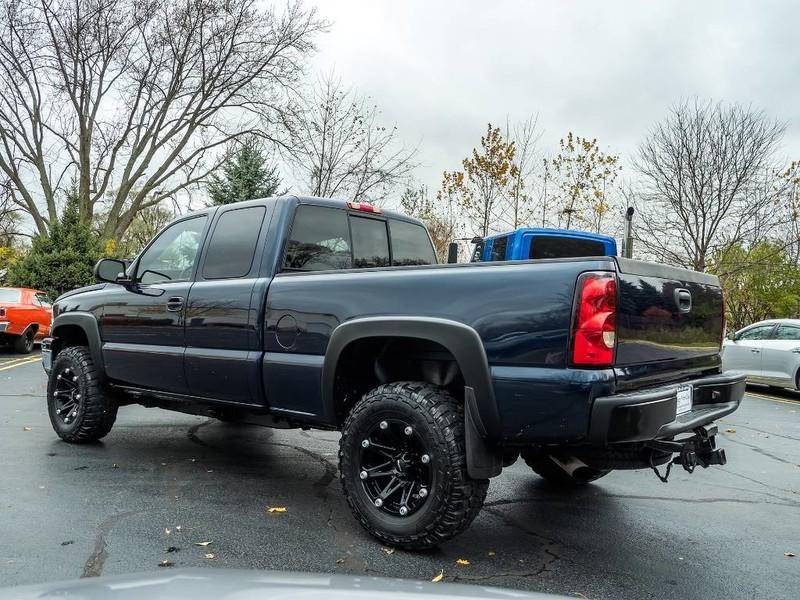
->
207, 137, 282, 205
8, 191, 103, 298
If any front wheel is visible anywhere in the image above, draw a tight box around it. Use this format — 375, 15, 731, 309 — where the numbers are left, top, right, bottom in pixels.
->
522, 450, 611, 487
339, 382, 488, 550
47, 346, 117, 443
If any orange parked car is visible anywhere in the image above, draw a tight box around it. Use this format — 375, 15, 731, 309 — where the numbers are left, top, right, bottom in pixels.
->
0, 287, 53, 354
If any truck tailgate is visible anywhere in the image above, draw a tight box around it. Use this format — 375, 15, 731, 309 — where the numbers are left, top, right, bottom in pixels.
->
614, 258, 723, 384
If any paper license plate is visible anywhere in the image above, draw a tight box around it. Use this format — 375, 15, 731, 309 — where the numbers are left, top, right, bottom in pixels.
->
676, 385, 693, 415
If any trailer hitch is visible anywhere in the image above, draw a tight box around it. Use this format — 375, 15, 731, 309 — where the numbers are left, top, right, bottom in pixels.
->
646, 424, 727, 483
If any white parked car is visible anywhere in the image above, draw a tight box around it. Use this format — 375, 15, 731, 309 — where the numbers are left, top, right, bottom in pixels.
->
722, 319, 800, 390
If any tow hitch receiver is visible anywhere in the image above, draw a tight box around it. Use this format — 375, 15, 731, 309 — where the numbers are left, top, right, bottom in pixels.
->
646, 425, 727, 483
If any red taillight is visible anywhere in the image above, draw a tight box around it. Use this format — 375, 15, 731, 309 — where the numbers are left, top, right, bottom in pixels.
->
572, 273, 617, 366
346, 201, 382, 214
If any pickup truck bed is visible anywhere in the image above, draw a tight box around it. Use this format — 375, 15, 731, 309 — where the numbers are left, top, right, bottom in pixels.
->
41, 195, 744, 550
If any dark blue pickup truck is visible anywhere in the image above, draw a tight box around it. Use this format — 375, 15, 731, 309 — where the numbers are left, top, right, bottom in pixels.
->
42, 196, 744, 549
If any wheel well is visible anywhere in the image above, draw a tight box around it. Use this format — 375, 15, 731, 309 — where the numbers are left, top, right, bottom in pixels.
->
52, 324, 89, 356
27, 324, 39, 335
332, 337, 465, 424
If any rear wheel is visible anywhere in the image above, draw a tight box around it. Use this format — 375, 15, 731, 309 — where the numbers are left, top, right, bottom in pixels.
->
13, 330, 34, 354
47, 346, 117, 443
522, 450, 611, 487
339, 382, 488, 550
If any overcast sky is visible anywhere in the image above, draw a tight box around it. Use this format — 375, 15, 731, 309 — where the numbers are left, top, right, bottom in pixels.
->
309, 0, 800, 196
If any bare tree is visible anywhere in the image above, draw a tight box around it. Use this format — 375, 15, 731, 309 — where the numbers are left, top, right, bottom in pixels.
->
634, 99, 786, 271
286, 74, 418, 204
501, 115, 542, 229
0, 0, 326, 239
0, 180, 23, 245
401, 184, 462, 261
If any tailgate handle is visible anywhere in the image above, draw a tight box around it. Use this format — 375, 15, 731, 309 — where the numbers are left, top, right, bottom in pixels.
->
674, 288, 692, 313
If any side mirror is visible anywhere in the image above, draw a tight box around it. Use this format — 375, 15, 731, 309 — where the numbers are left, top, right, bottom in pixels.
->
447, 242, 459, 264
725, 331, 736, 341
95, 258, 130, 285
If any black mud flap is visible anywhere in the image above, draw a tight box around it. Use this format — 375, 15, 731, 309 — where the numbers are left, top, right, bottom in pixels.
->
465, 386, 503, 479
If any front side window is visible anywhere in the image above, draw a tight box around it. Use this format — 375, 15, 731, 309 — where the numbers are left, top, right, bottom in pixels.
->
390, 219, 436, 266
202, 207, 266, 279
284, 205, 352, 271
34, 293, 52, 307
774, 325, 800, 341
737, 325, 773, 341
351, 216, 390, 268
136, 216, 207, 284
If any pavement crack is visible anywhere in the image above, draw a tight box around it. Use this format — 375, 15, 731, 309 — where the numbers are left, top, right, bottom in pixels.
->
721, 435, 797, 466
486, 493, 799, 508
81, 511, 137, 578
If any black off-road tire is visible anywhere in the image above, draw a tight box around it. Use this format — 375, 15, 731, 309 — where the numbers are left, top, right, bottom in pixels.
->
339, 382, 489, 550
13, 330, 35, 354
47, 346, 117, 443
522, 451, 611, 487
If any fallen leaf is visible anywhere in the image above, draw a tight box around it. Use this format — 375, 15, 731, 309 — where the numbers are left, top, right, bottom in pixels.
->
488, 551, 496, 556
455, 558, 470, 565
381, 547, 395, 555
164, 528, 172, 535
61, 540, 74, 546
166, 546, 179, 553
431, 570, 444, 583
267, 507, 287, 513
336, 558, 345, 564
725, 428, 737, 433
204, 553, 216, 560
112, 464, 118, 469
785, 552, 796, 557
158, 560, 173, 568
161, 462, 167, 466
194, 541, 212, 547
175, 526, 182, 531
23, 427, 32, 431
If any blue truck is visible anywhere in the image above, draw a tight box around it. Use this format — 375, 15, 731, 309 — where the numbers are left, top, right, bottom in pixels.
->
471, 227, 618, 262
42, 196, 743, 549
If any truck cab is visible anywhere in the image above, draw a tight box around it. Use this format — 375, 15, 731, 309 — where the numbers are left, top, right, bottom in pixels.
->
472, 228, 617, 262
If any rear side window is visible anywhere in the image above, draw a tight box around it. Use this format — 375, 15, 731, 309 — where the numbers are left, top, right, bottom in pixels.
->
284, 205, 352, 271
202, 206, 266, 279
351, 216, 390, 268
491, 235, 509, 261
34, 293, 52, 307
774, 325, 800, 341
390, 220, 436, 266
530, 236, 605, 259
0, 289, 21, 302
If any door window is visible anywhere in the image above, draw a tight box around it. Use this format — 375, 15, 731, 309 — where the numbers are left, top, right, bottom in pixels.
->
283, 205, 352, 271
773, 325, 800, 341
351, 216, 390, 268
736, 325, 774, 341
135, 216, 207, 284
202, 206, 266, 279
34, 293, 52, 307
389, 219, 436, 266
490, 235, 509, 261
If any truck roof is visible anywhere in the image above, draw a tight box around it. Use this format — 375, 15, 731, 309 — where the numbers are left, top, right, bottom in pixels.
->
483, 227, 616, 244
183, 195, 425, 227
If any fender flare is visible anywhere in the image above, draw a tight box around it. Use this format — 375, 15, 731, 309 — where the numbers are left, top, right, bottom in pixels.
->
50, 312, 105, 379
322, 316, 502, 440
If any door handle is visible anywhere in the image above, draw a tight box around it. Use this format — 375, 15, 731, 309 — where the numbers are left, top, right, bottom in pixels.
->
750, 348, 761, 353
166, 297, 184, 312
791, 348, 800, 354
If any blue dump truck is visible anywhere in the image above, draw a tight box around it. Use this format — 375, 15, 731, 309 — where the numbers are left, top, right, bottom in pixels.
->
470, 227, 618, 262
42, 197, 742, 549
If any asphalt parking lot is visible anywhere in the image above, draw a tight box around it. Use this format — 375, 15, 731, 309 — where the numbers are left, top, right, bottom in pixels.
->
1, 349, 798, 599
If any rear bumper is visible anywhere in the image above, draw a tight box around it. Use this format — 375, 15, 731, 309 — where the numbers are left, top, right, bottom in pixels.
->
588, 371, 745, 443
